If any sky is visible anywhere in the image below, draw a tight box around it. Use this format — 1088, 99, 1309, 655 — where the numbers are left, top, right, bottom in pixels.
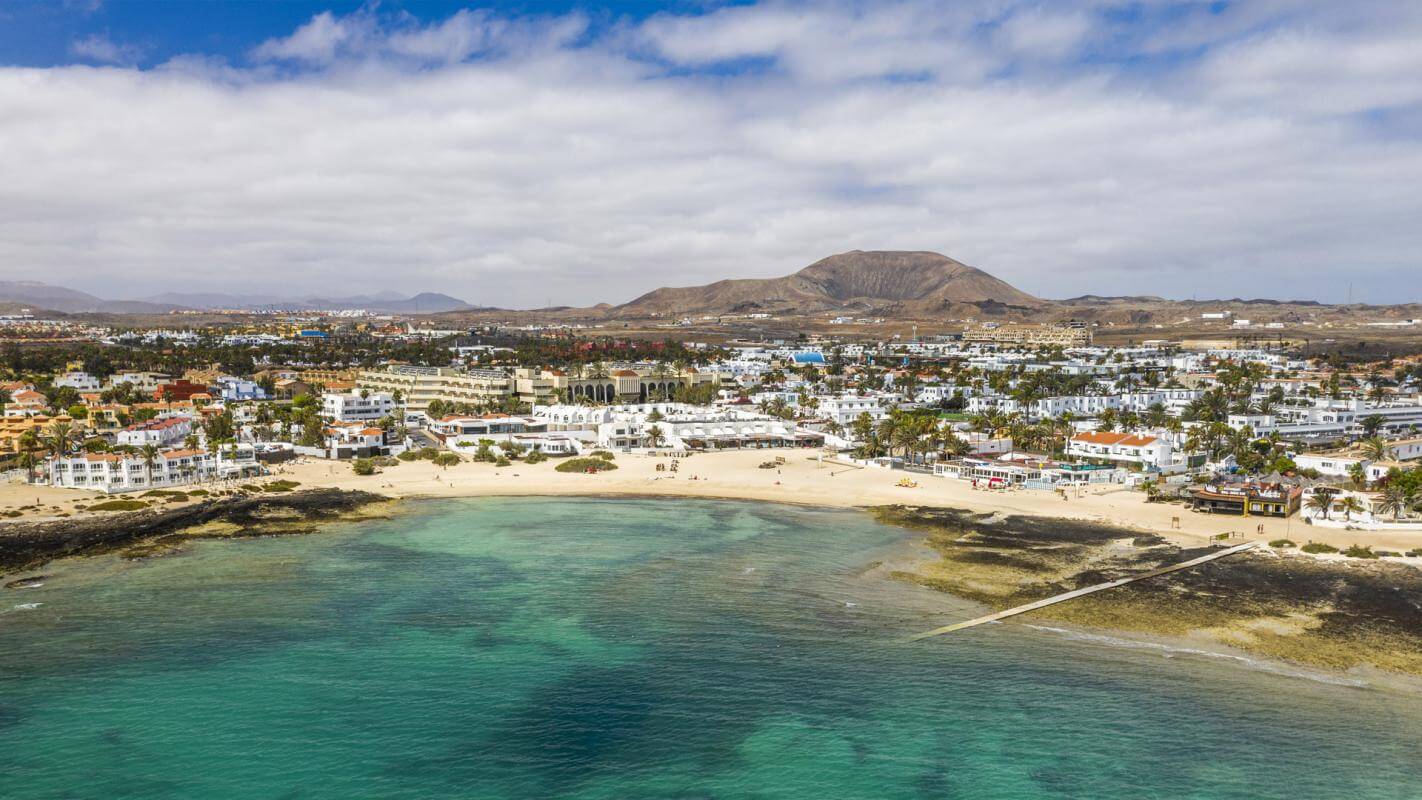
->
1, 0, 1420, 308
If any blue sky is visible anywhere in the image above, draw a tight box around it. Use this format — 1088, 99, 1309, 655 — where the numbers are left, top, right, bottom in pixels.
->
0, 1, 1419, 307
0, 1, 726, 67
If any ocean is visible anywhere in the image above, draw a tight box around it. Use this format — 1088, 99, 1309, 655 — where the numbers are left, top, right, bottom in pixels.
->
2, 497, 1420, 799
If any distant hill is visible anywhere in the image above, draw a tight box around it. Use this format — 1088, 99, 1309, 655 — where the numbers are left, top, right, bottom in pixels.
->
615, 250, 1045, 317
0, 282, 474, 314
0, 281, 108, 313
138, 290, 474, 313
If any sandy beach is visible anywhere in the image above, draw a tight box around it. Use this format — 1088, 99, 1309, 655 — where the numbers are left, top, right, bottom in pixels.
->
266, 449, 1422, 552
6, 448, 1421, 554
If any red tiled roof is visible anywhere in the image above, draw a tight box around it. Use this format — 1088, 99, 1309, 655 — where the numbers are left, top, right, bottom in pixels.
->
1071, 431, 1159, 447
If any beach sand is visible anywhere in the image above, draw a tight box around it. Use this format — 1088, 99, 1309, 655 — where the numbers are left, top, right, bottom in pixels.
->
5, 448, 1419, 554
264, 449, 1422, 553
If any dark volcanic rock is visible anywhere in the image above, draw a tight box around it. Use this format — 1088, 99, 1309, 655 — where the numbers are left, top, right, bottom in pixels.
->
0, 488, 388, 573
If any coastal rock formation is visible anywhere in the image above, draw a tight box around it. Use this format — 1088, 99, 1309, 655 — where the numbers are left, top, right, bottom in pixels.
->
877, 505, 1422, 677
0, 488, 388, 572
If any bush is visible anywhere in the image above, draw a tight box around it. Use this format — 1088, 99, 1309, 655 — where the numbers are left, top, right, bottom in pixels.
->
1376, 550, 1400, 558
352, 458, 376, 476
261, 480, 300, 492
495, 457, 511, 467
1406, 550, 1422, 558
524, 450, 548, 465
589, 450, 616, 461
1343, 545, 1378, 559
555, 457, 619, 474
1268, 539, 1296, 548
371, 456, 401, 467
398, 447, 440, 462
432, 452, 462, 468
1301, 542, 1339, 554
88, 499, 149, 512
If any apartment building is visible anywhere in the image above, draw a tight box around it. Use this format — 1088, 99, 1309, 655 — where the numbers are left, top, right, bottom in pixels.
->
961, 324, 1092, 348
322, 391, 397, 423
357, 366, 513, 411
48, 446, 262, 493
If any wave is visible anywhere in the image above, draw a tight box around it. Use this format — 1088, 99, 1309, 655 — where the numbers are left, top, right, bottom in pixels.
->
1023, 624, 1370, 688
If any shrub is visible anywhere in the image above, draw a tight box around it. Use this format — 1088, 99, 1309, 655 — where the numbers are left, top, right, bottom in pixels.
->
555, 457, 619, 474
397, 450, 421, 462
1268, 539, 1296, 548
1376, 550, 1400, 558
1406, 550, 1422, 558
1343, 545, 1378, 559
88, 499, 149, 512
589, 450, 616, 461
1301, 542, 1339, 554
187, 489, 209, 496
262, 480, 300, 492
432, 452, 462, 468
524, 450, 548, 465
352, 458, 376, 476
371, 456, 401, 467
495, 457, 511, 467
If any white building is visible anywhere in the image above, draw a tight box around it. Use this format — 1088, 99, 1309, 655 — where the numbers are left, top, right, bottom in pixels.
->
323, 391, 397, 423
531, 403, 821, 451
1067, 431, 1197, 473
819, 395, 890, 426
115, 416, 193, 448
54, 371, 101, 392
48, 446, 261, 493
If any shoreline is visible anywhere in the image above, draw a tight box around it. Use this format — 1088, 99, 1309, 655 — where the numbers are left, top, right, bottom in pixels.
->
11, 448, 1422, 553
6, 448, 1422, 690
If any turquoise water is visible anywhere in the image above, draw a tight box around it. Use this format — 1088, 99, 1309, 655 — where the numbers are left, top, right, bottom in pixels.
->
3, 498, 1422, 799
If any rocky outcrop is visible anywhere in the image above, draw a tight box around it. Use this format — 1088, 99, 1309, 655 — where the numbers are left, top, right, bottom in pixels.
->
0, 489, 388, 572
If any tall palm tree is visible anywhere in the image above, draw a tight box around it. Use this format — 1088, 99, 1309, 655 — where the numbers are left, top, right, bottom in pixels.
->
139, 443, 160, 487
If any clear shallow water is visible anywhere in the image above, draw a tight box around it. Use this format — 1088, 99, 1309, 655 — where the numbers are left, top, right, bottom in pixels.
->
3, 497, 1422, 799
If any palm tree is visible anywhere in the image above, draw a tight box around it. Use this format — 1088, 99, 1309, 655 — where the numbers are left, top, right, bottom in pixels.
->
1306, 490, 1336, 520
1340, 495, 1365, 521
1347, 461, 1369, 490
1359, 437, 1395, 463
45, 420, 75, 459
1360, 414, 1387, 438
139, 443, 160, 487
1376, 485, 1410, 521
646, 425, 665, 448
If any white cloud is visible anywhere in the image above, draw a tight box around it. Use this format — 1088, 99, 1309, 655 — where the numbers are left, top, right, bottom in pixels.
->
69, 33, 144, 66
4, 1, 1422, 306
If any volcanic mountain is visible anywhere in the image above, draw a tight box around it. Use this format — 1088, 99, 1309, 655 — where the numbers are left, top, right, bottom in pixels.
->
614, 250, 1046, 317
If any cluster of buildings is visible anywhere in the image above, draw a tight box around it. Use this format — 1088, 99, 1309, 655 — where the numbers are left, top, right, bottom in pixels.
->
2, 325, 1419, 524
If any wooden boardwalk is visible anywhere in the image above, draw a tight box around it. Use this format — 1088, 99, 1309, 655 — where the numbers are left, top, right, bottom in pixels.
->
907, 541, 1259, 642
